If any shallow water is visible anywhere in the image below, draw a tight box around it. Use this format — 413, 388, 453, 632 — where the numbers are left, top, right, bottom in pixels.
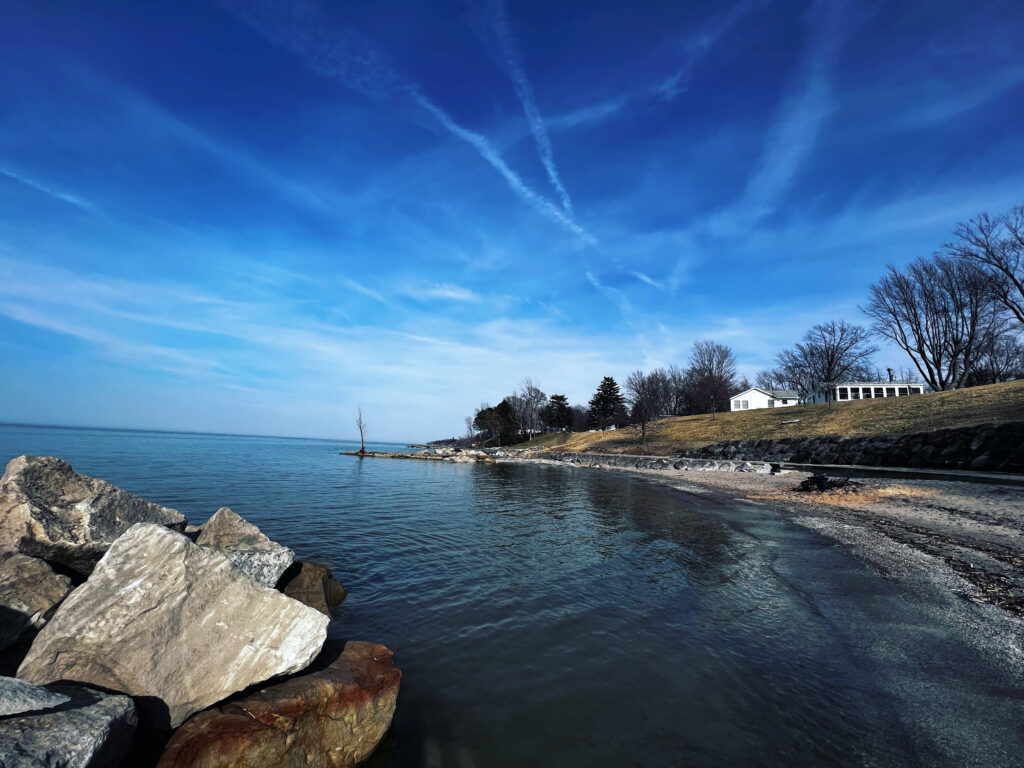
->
1, 424, 1021, 766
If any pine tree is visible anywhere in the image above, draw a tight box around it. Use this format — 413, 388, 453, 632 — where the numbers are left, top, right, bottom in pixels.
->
588, 376, 626, 430
540, 394, 572, 431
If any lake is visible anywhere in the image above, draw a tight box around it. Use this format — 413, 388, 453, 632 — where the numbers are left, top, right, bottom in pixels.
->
1, 423, 1021, 766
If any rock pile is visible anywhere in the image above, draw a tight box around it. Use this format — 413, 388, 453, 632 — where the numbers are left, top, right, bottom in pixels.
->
0, 455, 399, 767
692, 421, 1024, 472
539, 452, 773, 474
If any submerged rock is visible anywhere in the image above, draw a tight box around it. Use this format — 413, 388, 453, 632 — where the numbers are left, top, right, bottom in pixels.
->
18, 523, 329, 728
0, 455, 185, 575
0, 683, 136, 768
195, 507, 294, 588
277, 561, 347, 616
157, 641, 401, 768
0, 675, 70, 717
0, 553, 73, 662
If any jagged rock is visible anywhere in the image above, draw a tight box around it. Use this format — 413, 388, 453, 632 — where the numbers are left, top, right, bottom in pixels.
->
0, 455, 185, 575
156, 641, 401, 768
278, 562, 347, 616
0, 553, 73, 660
195, 507, 293, 588
0, 683, 136, 768
18, 523, 329, 728
0, 676, 70, 717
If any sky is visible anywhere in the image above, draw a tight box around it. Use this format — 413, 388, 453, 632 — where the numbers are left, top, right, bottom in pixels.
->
2, 0, 1023, 442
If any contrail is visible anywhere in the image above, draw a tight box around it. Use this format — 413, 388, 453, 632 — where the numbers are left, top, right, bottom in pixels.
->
223, 0, 592, 243
476, 0, 572, 214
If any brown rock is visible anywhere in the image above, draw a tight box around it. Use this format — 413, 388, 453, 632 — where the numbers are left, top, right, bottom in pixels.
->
277, 561, 347, 616
157, 640, 400, 768
17, 523, 328, 728
0, 455, 185, 575
196, 507, 293, 588
0, 553, 73, 661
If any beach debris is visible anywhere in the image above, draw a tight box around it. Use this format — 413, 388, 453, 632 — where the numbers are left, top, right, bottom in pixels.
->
0, 683, 136, 768
157, 641, 400, 768
0, 455, 185, 575
277, 561, 347, 616
796, 474, 859, 493
0, 553, 73, 665
195, 507, 294, 588
18, 523, 328, 728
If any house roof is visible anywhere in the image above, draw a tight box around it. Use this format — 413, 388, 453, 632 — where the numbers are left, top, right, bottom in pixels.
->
829, 381, 926, 387
730, 387, 799, 399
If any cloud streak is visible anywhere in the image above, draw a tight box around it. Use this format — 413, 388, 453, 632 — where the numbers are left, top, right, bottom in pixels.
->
475, 0, 572, 213
0, 165, 97, 212
224, 0, 592, 243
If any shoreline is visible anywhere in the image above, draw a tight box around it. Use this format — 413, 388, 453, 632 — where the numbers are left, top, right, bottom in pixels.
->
500, 454, 1024, 623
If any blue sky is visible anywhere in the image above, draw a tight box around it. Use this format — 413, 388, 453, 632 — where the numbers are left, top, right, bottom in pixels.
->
2, 0, 1023, 442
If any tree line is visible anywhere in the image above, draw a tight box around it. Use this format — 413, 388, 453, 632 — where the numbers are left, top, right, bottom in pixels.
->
465, 203, 1024, 445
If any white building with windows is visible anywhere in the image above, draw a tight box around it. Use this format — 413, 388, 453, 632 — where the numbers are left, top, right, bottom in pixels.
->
806, 381, 926, 404
730, 387, 800, 411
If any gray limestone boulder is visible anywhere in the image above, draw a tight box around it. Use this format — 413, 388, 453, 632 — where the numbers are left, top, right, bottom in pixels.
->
0, 676, 70, 717
195, 507, 293, 588
0, 553, 73, 658
17, 523, 329, 728
0, 683, 136, 768
0, 455, 185, 575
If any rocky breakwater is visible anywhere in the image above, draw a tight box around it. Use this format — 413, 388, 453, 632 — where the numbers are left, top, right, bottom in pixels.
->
692, 421, 1024, 472
0, 455, 399, 768
536, 451, 773, 474
341, 446, 495, 464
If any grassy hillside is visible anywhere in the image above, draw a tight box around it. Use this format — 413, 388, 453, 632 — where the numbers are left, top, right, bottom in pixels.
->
516, 379, 1024, 454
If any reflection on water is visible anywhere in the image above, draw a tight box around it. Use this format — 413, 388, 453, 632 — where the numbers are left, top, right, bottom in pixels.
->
0, 425, 1021, 766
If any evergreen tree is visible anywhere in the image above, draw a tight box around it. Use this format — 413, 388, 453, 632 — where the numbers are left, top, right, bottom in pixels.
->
588, 376, 626, 430
540, 394, 572, 431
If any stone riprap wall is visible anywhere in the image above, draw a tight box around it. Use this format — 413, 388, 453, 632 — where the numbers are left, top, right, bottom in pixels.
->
692, 421, 1024, 473
536, 452, 773, 474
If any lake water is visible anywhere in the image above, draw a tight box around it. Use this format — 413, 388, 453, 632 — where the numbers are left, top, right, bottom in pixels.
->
1, 424, 1022, 766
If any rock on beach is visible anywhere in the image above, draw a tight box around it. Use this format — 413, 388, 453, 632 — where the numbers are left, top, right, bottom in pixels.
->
17, 523, 329, 728
195, 507, 294, 588
0, 553, 73, 665
278, 561, 347, 616
157, 641, 401, 768
0, 683, 137, 768
0, 455, 185, 575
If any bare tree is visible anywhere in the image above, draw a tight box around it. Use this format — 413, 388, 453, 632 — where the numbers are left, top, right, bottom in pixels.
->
755, 368, 787, 391
801, 320, 877, 408
863, 256, 1004, 390
685, 340, 738, 416
625, 370, 662, 444
945, 205, 1024, 327
966, 332, 1024, 386
356, 407, 367, 454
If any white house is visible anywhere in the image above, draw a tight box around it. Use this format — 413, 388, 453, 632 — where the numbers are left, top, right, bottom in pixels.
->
806, 381, 926, 404
730, 387, 800, 411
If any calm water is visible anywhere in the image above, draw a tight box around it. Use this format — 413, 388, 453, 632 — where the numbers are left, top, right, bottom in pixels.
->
2, 424, 1022, 766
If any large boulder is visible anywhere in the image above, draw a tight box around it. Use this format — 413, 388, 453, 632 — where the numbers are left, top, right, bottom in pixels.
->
195, 507, 293, 588
0, 553, 73, 664
0, 675, 70, 717
277, 561, 347, 616
157, 641, 401, 768
0, 683, 136, 768
0, 456, 185, 575
17, 523, 329, 728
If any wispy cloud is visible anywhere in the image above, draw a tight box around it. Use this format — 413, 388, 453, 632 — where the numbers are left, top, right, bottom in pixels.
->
725, 0, 850, 225
0, 165, 97, 212
402, 282, 482, 303
473, 0, 572, 214
224, 0, 593, 244
631, 271, 663, 289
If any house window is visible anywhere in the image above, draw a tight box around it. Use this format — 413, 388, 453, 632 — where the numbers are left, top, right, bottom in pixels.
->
838, 388, 849, 400
874, 387, 884, 397
768, 399, 775, 408
898, 387, 908, 396
850, 389, 860, 399
863, 389, 872, 398
781, 399, 788, 404
742, 400, 749, 409
911, 387, 922, 394
885, 387, 896, 397
733, 400, 740, 410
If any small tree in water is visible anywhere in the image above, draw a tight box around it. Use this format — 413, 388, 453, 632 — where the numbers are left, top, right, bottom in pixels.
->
356, 408, 367, 454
